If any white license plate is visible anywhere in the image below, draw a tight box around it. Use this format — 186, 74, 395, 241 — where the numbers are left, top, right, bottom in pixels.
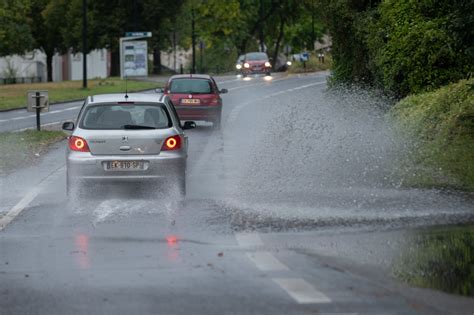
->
181, 98, 201, 104
106, 161, 144, 170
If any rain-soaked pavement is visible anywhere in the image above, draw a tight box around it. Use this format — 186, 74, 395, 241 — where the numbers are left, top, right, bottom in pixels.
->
0, 72, 473, 314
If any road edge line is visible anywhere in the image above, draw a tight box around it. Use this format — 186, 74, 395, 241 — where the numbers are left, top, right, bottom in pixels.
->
0, 165, 65, 232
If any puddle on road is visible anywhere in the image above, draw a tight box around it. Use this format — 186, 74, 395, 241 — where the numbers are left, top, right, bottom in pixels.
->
392, 224, 474, 296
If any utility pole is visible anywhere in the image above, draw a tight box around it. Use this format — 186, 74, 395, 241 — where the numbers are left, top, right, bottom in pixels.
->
259, 0, 265, 52
311, 0, 315, 51
199, 41, 204, 73
191, 5, 196, 74
82, 0, 87, 88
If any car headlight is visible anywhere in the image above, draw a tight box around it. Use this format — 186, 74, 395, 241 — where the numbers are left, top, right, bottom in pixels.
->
244, 63, 250, 68
265, 61, 271, 67
236, 64, 242, 70
286, 61, 292, 66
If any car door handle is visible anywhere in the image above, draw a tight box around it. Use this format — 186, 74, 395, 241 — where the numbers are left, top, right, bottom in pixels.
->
120, 146, 131, 151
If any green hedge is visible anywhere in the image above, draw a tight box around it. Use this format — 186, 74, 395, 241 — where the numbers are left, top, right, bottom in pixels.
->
389, 78, 474, 190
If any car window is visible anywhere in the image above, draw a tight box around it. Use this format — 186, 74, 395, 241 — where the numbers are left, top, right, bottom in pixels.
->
166, 99, 182, 127
169, 79, 213, 94
80, 103, 171, 129
245, 52, 268, 61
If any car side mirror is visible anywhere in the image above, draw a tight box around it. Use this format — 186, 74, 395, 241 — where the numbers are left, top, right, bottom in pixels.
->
155, 88, 164, 93
220, 88, 228, 94
183, 121, 196, 130
62, 121, 74, 131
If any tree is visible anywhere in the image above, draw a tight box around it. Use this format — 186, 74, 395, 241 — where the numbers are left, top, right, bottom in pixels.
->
367, 0, 474, 96
0, 0, 34, 56
28, 0, 69, 82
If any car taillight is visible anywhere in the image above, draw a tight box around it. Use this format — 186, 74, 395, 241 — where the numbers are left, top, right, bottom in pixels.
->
69, 136, 90, 152
162, 135, 182, 151
208, 98, 220, 106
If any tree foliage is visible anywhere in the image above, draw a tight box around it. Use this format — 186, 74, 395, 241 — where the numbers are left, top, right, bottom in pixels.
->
0, 0, 34, 56
320, 0, 474, 97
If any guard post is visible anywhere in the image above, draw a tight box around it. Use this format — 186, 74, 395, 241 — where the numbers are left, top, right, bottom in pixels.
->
27, 90, 49, 131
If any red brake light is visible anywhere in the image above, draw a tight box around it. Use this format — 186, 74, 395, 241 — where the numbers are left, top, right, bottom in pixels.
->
209, 98, 220, 106
69, 136, 90, 152
162, 135, 182, 151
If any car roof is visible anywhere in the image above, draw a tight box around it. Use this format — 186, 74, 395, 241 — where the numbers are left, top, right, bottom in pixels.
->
88, 93, 165, 104
169, 74, 212, 80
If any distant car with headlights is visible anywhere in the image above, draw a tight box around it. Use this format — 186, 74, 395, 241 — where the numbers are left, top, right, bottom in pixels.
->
235, 54, 245, 72
239, 52, 272, 76
163, 74, 227, 129
62, 93, 196, 199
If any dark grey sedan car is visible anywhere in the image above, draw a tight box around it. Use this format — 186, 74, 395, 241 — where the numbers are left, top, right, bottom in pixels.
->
62, 93, 195, 199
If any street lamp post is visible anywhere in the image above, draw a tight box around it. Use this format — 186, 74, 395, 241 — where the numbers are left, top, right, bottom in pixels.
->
191, 5, 196, 74
82, 0, 88, 88
259, 0, 265, 52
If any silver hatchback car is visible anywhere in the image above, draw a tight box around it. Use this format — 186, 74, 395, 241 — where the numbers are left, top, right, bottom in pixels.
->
62, 93, 195, 198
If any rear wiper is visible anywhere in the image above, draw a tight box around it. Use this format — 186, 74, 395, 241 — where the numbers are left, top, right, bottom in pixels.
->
123, 124, 156, 130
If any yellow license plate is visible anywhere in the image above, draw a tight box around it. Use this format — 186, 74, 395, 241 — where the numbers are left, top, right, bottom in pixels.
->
181, 98, 201, 104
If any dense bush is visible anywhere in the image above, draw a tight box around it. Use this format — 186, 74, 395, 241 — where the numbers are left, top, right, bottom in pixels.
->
389, 78, 474, 190
367, 0, 474, 97
321, 0, 474, 97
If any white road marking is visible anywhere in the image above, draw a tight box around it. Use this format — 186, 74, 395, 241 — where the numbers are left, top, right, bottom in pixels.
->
246, 252, 289, 271
0, 166, 65, 231
15, 121, 66, 132
0, 106, 81, 123
235, 232, 264, 247
273, 278, 332, 304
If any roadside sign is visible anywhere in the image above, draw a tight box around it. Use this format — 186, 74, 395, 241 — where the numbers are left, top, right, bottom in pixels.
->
302, 52, 309, 62
122, 41, 148, 77
120, 31, 152, 79
125, 32, 152, 38
27, 90, 49, 113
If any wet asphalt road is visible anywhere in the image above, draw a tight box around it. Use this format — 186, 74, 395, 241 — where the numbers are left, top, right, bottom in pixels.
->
1, 73, 473, 314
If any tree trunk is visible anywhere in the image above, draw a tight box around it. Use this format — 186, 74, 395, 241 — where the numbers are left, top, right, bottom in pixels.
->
110, 50, 120, 77
272, 16, 285, 71
46, 52, 53, 82
153, 47, 162, 75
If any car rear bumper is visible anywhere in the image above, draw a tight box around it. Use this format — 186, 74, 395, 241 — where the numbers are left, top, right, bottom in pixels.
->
175, 105, 222, 122
66, 151, 186, 183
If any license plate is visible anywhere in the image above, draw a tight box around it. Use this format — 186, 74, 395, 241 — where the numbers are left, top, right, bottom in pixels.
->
106, 160, 143, 170
181, 98, 201, 104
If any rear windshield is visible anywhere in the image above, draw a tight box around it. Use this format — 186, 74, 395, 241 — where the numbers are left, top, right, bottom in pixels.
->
245, 52, 268, 61
80, 103, 172, 130
169, 79, 213, 94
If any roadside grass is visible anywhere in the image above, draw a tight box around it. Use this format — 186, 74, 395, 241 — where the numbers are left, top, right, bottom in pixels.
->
392, 224, 474, 296
287, 54, 332, 74
0, 130, 67, 175
0, 77, 159, 111
389, 78, 474, 191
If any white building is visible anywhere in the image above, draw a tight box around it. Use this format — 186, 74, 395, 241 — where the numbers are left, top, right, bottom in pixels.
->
160, 47, 192, 73
0, 49, 110, 83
